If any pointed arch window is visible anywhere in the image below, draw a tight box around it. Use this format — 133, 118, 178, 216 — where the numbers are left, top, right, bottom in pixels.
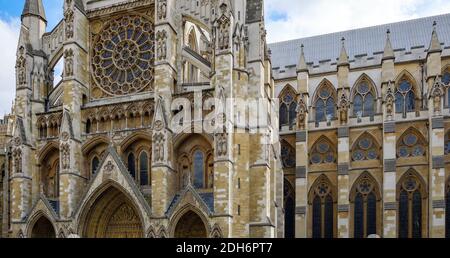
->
315, 82, 336, 122
127, 153, 136, 179
445, 132, 450, 155
86, 119, 92, 134
351, 173, 380, 238
397, 130, 426, 158
398, 170, 426, 238
193, 150, 205, 189
91, 156, 100, 175
353, 80, 375, 117
351, 134, 380, 161
139, 151, 149, 186
395, 77, 416, 116
279, 87, 297, 128
310, 176, 335, 238
310, 138, 336, 165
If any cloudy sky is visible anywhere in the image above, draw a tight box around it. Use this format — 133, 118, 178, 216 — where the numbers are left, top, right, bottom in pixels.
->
0, 0, 449, 116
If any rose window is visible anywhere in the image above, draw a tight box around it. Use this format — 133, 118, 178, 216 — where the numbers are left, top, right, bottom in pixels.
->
92, 15, 155, 96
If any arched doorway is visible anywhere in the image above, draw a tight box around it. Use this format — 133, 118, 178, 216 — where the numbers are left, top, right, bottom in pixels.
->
174, 211, 208, 238
82, 186, 144, 238
31, 216, 56, 238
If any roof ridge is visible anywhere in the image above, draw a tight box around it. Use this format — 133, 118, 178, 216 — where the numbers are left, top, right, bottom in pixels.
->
268, 12, 450, 46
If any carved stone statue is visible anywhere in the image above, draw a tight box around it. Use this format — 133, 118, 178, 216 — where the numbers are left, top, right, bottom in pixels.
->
64, 49, 74, 77
338, 93, 349, 125
158, 0, 167, 20
296, 98, 307, 130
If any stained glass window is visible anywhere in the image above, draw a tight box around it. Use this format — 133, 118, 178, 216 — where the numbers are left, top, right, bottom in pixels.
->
284, 181, 295, 239
351, 134, 379, 162
352, 173, 379, 238
128, 153, 135, 179
354, 193, 364, 238
315, 82, 336, 122
397, 130, 426, 158
396, 78, 416, 116
398, 171, 424, 238
353, 81, 375, 117
281, 142, 296, 168
311, 176, 335, 238
193, 150, 205, 189
139, 151, 149, 186
310, 138, 335, 165
279, 87, 297, 128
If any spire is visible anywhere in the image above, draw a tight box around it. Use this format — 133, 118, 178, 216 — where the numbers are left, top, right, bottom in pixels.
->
21, 0, 46, 22
297, 44, 308, 73
383, 29, 395, 61
338, 37, 349, 67
429, 21, 442, 53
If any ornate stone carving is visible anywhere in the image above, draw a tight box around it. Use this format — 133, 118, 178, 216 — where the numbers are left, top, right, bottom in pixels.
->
104, 161, 115, 174
156, 30, 167, 61
16, 46, 26, 86
64, 9, 74, 40
430, 76, 443, 114
216, 4, 230, 51
64, 48, 74, 77
153, 133, 165, 162
61, 131, 70, 142
338, 92, 349, 125
157, 0, 167, 20
61, 143, 70, 170
12, 148, 22, 174
92, 15, 155, 96
216, 133, 228, 157
385, 82, 395, 120
296, 97, 307, 130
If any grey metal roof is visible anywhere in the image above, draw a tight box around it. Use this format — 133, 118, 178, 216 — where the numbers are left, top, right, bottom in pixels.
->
22, 0, 46, 21
268, 13, 450, 69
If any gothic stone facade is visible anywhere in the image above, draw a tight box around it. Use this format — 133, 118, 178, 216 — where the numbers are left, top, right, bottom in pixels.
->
0, 0, 283, 238
1, 0, 450, 239
271, 14, 450, 238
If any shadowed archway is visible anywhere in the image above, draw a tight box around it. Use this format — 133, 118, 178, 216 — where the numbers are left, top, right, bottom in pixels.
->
81, 186, 144, 238
31, 216, 56, 238
174, 210, 207, 238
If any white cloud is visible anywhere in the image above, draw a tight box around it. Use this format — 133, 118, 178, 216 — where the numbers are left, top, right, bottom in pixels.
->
265, 0, 450, 43
0, 17, 20, 117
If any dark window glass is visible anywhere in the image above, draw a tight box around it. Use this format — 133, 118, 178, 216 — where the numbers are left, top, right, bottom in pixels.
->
412, 191, 422, 238
406, 91, 415, 112
127, 153, 136, 179
364, 93, 374, 117
285, 195, 295, 238
399, 190, 409, 238
91, 157, 99, 175
326, 98, 335, 119
396, 92, 404, 113
86, 120, 91, 134
139, 152, 149, 186
367, 192, 377, 236
324, 195, 334, 238
443, 72, 450, 85
289, 102, 297, 127
193, 151, 205, 189
316, 100, 325, 122
280, 103, 288, 126
354, 193, 364, 238
312, 196, 322, 238
354, 95, 363, 116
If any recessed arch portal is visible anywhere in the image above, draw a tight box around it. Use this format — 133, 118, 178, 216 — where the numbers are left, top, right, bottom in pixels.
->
30, 216, 56, 238
80, 185, 144, 238
174, 210, 208, 238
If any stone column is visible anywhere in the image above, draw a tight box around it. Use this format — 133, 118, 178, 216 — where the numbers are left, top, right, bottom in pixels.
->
426, 23, 445, 238
336, 38, 351, 238
295, 45, 309, 238
58, 2, 88, 219
381, 29, 397, 238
